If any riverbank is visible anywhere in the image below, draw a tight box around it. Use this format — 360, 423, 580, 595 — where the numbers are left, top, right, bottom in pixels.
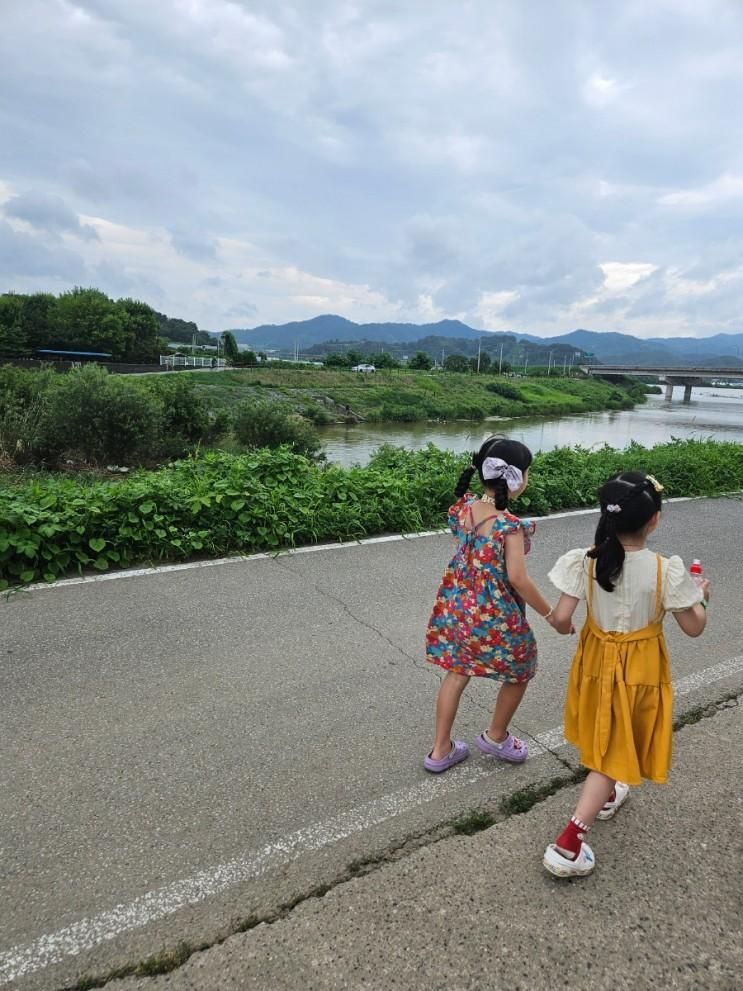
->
320, 386, 743, 466
185, 367, 647, 423
2, 439, 741, 588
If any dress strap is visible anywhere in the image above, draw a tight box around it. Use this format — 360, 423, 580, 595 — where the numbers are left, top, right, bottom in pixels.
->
472, 513, 501, 532
587, 557, 595, 614
654, 553, 663, 620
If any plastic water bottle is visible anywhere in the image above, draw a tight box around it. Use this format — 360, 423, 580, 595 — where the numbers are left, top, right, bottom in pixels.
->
689, 559, 705, 587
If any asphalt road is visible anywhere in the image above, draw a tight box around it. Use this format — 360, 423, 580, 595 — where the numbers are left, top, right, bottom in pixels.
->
1, 495, 741, 989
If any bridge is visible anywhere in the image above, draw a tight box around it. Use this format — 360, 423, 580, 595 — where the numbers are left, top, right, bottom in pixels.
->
579, 364, 743, 402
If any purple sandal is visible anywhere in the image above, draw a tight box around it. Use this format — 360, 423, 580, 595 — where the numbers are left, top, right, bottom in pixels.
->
476, 731, 528, 763
424, 740, 470, 774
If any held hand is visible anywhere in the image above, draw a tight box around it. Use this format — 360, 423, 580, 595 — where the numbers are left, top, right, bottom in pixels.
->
700, 579, 710, 603
546, 612, 574, 636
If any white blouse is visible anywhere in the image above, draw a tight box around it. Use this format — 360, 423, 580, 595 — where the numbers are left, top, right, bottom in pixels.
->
549, 547, 701, 634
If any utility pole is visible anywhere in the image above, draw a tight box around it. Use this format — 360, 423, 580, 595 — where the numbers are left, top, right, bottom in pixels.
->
499, 341, 504, 374
524, 350, 529, 374
548, 350, 553, 375
477, 338, 482, 373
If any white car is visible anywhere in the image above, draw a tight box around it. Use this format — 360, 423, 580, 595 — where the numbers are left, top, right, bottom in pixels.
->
351, 363, 376, 373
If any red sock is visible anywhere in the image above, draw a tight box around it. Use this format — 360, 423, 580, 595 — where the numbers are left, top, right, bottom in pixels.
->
554, 816, 589, 860
606, 788, 616, 805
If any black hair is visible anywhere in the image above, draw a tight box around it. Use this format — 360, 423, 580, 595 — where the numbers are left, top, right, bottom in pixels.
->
454, 436, 533, 510
587, 471, 663, 592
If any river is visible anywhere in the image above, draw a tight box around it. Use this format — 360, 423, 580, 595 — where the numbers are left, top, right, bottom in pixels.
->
319, 387, 743, 466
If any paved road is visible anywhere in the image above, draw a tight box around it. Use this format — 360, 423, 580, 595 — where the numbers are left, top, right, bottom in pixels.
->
1, 496, 741, 989
111, 701, 743, 991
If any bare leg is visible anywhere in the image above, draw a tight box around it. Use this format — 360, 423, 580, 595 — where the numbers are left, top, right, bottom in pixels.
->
431, 672, 470, 759
574, 771, 616, 827
487, 681, 529, 742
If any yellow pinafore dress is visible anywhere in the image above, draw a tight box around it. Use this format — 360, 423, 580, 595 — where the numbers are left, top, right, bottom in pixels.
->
563, 556, 673, 786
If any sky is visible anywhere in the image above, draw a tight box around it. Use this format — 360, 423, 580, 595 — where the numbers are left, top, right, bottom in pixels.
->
2, 0, 743, 338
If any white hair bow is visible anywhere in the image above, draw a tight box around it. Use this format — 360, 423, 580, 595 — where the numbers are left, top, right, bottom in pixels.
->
481, 457, 524, 492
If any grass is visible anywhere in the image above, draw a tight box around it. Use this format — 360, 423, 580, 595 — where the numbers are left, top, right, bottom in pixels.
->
184, 368, 646, 424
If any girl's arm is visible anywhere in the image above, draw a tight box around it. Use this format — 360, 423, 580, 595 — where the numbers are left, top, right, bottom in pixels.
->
673, 579, 710, 638
504, 530, 555, 623
549, 592, 580, 634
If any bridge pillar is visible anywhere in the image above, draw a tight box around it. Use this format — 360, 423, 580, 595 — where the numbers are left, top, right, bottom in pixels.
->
683, 383, 693, 403
665, 381, 675, 402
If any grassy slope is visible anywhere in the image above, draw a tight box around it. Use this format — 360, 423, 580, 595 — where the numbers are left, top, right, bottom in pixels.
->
185, 369, 643, 422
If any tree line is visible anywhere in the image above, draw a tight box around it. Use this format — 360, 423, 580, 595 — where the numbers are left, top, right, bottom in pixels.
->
322, 349, 513, 373
0, 288, 211, 363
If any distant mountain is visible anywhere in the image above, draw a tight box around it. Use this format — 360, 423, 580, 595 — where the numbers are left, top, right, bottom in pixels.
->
515, 329, 743, 367
220, 316, 743, 367
225, 315, 483, 349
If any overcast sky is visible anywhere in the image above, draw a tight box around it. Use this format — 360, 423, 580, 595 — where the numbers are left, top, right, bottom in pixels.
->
2, 1, 743, 337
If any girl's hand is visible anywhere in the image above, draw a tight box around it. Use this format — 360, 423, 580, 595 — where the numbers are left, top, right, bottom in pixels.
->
547, 612, 575, 635
700, 579, 710, 602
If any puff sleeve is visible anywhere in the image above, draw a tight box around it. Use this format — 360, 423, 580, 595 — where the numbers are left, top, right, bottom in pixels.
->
663, 555, 702, 612
447, 495, 470, 538
548, 548, 589, 600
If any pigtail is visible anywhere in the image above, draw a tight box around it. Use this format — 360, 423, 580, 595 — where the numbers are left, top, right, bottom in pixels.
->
454, 459, 477, 499
492, 477, 509, 510
587, 510, 625, 592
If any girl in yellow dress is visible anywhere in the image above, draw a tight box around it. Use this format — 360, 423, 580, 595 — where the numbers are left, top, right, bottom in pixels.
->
542, 471, 710, 878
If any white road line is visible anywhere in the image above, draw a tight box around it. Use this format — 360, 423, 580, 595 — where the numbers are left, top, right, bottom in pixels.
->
2, 654, 741, 985
22, 491, 740, 593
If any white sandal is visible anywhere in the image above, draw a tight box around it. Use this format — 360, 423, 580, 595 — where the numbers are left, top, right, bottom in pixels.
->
596, 782, 630, 821
543, 841, 596, 878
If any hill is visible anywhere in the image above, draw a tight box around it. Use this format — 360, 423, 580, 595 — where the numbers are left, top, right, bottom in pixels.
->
226, 315, 483, 350
223, 317, 743, 367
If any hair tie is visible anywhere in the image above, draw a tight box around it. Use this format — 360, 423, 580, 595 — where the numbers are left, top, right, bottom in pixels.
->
481, 457, 524, 492
606, 503, 622, 514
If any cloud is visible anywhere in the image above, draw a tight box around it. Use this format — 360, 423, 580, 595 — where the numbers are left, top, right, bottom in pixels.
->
0, 219, 85, 282
1, 1, 743, 337
3, 191, 99, 240
658, 173, 743, 210
599, 262, 659, 292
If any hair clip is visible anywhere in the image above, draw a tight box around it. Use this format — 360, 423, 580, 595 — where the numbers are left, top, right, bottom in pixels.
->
646, 474, 664, 493
606, 503, 622, 513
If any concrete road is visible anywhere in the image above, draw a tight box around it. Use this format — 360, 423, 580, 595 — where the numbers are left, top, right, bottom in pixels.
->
110, 700, 743, 991
1, 496, 741, 989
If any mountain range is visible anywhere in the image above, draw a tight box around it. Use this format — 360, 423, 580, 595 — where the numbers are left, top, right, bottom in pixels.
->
224, 316, 743, 367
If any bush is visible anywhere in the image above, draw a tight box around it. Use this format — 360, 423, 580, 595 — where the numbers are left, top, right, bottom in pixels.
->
233, 401, 323, 459
485, 379, 521, 401
0, 366, 56, 463
2, 439, 741, 588
41, 365, 161, 464
0, 365, 225, 466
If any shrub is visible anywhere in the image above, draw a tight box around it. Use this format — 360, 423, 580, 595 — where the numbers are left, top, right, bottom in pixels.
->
41, 365, 161, 464
233, 401, 323, 459
2, 439, 740, 588
485, 380, 521, 401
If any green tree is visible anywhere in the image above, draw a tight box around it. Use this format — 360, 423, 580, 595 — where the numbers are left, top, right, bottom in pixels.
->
409, 351, 433, 370
324, 352, 351, 368
19, 293, 56, 352
117, 298, 161, 362
0, 295, 28, 357
222, 331, 240, 364
51, 287, 129, 358
372, 351, 400, 369
470, 352, 491, 373
443, 354, 470, 373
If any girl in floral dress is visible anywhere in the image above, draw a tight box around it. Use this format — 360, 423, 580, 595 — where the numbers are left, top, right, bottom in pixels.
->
424, 437, 567, 773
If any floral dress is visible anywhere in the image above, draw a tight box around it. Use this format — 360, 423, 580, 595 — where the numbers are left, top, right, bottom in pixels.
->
425, 494, 538, 683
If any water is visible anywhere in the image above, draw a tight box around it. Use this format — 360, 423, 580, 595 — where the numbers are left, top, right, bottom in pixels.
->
320, 387, 743, 466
